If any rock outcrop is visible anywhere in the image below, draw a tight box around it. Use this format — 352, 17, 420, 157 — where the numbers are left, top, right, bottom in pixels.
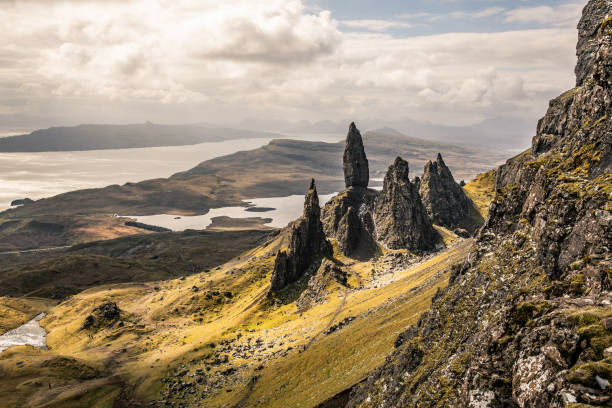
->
270, 179, 332, 292
374, 157, 436, 251
296, 259, 349, 310
81, 302, 122, 330
343, 122, 369, 189
323, 123, 378, 257
346, 2, 612, 407
418, 153, 470, 228
10, 198, 33, 206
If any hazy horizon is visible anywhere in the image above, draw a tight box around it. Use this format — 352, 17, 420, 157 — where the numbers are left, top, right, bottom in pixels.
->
1, 0, 584, 145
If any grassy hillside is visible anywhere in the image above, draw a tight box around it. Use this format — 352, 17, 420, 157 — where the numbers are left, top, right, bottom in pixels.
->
463, 168, 497, 218
0, 297, 57, 335
0, 229, 271, 299
0, 228, 472, 408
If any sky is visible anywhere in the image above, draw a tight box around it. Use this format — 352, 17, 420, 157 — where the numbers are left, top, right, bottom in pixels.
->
0, 0, 585, 134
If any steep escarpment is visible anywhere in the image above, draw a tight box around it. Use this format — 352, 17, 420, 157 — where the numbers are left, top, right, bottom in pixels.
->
419, 153, 471, 229
374, 157, 436, 251
347, 2, 612, 407
270, 180, 332, 292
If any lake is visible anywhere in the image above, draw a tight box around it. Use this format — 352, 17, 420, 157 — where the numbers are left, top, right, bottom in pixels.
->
125, 193, 338, 230
0, 313, 47, 354
0, 134, 342, 211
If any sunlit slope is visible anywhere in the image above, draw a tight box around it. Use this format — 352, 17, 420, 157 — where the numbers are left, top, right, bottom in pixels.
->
0, 225, 473, 407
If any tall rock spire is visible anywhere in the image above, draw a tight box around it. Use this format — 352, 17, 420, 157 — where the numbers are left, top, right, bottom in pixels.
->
418, 153, 470, 228
374, 157, 436, 251
270, 179, 332, 292
343, 122, 369, 189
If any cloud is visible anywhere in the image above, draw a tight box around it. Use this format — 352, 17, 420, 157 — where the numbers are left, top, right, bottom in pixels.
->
339, 19, 412, 32
0, 0, 340, 105
0, 0, 580, 129
398, 6, 505, 22
504, 3, 584, 27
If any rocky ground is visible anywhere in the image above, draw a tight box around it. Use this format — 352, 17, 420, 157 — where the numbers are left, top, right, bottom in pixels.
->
345, 2, 612, 406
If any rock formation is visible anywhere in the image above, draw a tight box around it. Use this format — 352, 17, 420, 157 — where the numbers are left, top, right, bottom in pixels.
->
374, 157, 436, 251
343, 122, 369, 189
10, 198, 33, 206
81, 302, 122, 330
418, 153, 470, 228
296, 259, 349, 310
270, 179, 332, 292
346, 2, 612, 406
323, 123, 378, 257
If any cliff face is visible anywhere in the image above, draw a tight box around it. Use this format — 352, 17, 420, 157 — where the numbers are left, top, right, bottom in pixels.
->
270, 180, 332, 292
374, 157, 436, 251
419, 153, 471, 228
347, 2, 612, 407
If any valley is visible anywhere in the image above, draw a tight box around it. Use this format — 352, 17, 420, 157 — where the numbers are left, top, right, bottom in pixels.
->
0, 121, 497, 407
1, 1, 611, 407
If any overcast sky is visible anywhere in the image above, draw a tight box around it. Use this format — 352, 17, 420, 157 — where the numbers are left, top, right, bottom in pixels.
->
0, 0, 585, 132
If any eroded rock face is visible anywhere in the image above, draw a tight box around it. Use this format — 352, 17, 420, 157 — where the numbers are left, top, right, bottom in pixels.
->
296, 259, 349, 310
374, 157, 436, 251
322, 188, 379, 257
346, 2, 612, 407
419, 153, 470, 228
337, 206, 361, 255
343, 122, 369, 189
323, 123, 379, 257
270, 180, 332, 292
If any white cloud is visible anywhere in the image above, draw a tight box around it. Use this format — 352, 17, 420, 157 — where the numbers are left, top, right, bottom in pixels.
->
339, 19, 412, 32
0, 0, 580, 128
504, 3, 584, 27
398, 6, 505, 22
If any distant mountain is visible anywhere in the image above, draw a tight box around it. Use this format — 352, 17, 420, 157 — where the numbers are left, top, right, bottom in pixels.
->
237, 116, 535, 151
0, 123, 282, 152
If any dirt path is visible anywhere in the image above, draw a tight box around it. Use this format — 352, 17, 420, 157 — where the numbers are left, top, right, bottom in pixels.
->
0, 245, 70, 256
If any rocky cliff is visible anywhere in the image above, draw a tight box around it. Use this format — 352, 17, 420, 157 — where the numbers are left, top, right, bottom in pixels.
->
270, 179, 332, 292
419, 153, 471, 228
374, 157, 437, 251
346, 1, 612, 406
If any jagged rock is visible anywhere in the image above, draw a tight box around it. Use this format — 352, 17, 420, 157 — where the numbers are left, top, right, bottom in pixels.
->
323, 124, 379, 257
296, 259, 349, 310
81, 302, 122, 330
346, 2, 612, 407
270, 180, 332, 292
374, 157, 436, 251
337, 207, 361, 255
343, 122, 369, 189
322, 188, 379, 257
419, 153, 470, 228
